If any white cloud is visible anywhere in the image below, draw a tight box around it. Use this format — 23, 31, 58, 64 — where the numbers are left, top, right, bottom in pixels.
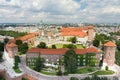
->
0, 0, 120, 23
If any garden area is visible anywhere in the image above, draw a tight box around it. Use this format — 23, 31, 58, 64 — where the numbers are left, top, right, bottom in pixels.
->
76, 67, 99, 74
91, 70, 114, 75
48, 44, 84, 49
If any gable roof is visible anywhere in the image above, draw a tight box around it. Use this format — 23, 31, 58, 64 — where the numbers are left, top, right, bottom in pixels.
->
104, 41, 116, 47
7, 42, 17, 48
27, 47, 99, 55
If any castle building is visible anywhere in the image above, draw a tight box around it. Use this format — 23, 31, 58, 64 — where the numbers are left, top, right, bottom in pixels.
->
5, 42, 18, 58
26, 46, 100, 68
102, 41, 116, 70
59, 26, 95, 44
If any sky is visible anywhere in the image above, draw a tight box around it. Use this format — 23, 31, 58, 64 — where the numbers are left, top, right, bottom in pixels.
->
0, 0, 120, 23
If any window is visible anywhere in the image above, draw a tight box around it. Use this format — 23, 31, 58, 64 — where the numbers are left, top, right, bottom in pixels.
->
57, 59, 59, 61
46, 59, 48, 61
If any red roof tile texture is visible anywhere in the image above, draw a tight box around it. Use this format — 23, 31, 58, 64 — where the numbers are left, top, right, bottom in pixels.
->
104, 41, 116, 47
27, 46, 99, 55
16, 32, 39, 41
59, 26, 94, 38
6, 42, 17, 47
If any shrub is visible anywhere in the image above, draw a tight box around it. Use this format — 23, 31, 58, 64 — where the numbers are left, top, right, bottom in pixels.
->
105, 66, 109, 71
56, 70, 62, 76
70, 77, 79, 80
63, 71, 68, 75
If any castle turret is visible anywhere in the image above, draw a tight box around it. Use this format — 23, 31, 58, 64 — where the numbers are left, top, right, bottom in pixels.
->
88, 26, 94, 41
102, 41, 116, 70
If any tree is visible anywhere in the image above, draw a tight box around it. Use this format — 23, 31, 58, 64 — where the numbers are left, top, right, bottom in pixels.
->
52, 44, 56, 49
0, 52, 3, 62
4, 38, 9, 44
70, 77, 79, 80
67, 44, 76, 49
37, 42, 46, 48
93, 39, 100, 47
71, 37, 77, 43
0, 42, 4, 51
116, 40, 120, 50
34, 55, 44, 72
16, 40, 22, 45
18, 43, 28, 54
115, 51, 120, 66
64, 50, 77, 73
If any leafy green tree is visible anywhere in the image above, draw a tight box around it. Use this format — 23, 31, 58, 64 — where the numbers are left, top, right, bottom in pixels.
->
67, 44, 76, 49
115, 51, 120, 66
4, 38, 9, 44
71, 37, 77, 43
70, 77, 79, 80
18, 43, 28, 54
0, 52, 3, 62
34, 55, 44, 72
93, 39, 100, 47
0, 75, 5, 80
0, 42, 4, 51
0, 30, 27, 38
52, 44, 56, 49
16, 40, 22, 45
64, 50, 77, 73
37, 42, 46, 48
116, 40, 120, 50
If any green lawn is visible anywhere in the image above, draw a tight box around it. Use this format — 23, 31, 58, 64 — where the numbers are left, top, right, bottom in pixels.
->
76, 67, 99, 74
40, 70, 56, 75
76, 44, 84, 49
13, 67, 22, 73
91, 70, 114, 75
49, 44, 84, 49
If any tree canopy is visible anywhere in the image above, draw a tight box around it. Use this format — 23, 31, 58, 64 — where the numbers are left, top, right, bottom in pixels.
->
4, 38, 9, 44
0, 42, 4, 51
34, 55, 44, 72
64, 50, 77, 73
37, 42, 47, 48
0, 30, 27, 38
16, 40, 23, 45
18, 43, 28, 54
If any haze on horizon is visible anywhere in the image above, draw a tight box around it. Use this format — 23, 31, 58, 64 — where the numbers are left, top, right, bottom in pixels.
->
0, 0, 120, 24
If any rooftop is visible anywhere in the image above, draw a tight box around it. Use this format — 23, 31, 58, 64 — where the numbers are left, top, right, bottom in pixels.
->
104, 41, 116, 47
27, 46, 99, 55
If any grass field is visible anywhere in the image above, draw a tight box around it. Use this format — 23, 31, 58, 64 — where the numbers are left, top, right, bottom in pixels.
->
91, 70, 114, 75
40, 70, 56, 75
76, 67, 99, 74
49, 44, 84, 49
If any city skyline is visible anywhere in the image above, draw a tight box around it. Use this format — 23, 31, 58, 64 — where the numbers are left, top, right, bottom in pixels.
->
0, 0, 120, 23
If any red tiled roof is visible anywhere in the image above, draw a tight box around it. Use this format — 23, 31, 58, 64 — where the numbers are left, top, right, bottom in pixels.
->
59, 26, 94, 38
88, 26, 94, 29
27, 46, 99, 55
7, 42, 17, 47
104, 41, 116, 47
27, 48, 40, 53
86, 47, 99, 53
16, 32, 38, 41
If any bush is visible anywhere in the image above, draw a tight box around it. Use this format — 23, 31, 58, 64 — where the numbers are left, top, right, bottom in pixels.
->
105, 66, 109, 71
22, 77, 28, 80
70, 77, 79, 80
63, 71, 68, 75
56, 70, 62, 76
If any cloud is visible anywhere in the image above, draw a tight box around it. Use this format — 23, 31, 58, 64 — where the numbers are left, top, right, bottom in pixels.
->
0, 0, 120, 23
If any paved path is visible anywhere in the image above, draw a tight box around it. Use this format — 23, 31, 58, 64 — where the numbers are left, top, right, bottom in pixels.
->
19, 55, 70, 80
19, 55, 120, 80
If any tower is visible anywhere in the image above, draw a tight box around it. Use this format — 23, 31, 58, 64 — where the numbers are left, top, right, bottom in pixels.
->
88, 26, 94, 41
102, 41, 116, 70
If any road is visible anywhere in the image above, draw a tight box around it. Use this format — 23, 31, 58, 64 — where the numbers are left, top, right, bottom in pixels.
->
19, 55, 70, 80
19, 55, 120, 80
